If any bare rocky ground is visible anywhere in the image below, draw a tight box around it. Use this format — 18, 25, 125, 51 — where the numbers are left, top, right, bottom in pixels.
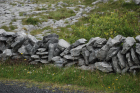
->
0, 80, 96, 93
0, 0, 96, 39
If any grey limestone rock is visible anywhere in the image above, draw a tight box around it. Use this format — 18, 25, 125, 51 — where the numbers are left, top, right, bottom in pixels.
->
54, 64, 63, 68
48, 43, 55, 62
121, 37, 136, 54
93, 38, 107, 48
126, 52, 134, 67
6, 37, 15, 47
60, 47, 70, 56
133, 0, 140, 4
130, 66, 140, 71
92, 0, 102, 5
0, 42, 6, 52
23, 55, 31, 60
122, 66, 129, 74
82, 47, 90, 65
54, 48, 61, 56
0, 37, 7, 41
40, 60, 49, 64
58, 39, 70, 50
12, 56, 22, 59
2, 49, 12, 57
65, 62, 77, 67
34, 59, 41, 62
96, 44, 110, 61
95, 62, 113, 72
64, 55, 79, 60
52, 56, 62, 62
136, 35, 140, 42
52, 56, 67, 64
89, 50, 96, 64
112, 56, 122, 73
44, 38, 58, 49
107, 35, 126, 47
27, 34, 38, 46
2, 32, 16, 37
70, 44, 86, 57
31, 55, 40, 59
43, 33, 58, 43
117, 51, 127, 69
0, 29, 6, 35
106, 47, 120, 61
86, 46, 94, 52
131, 48, 140, 65
136, 43, 140, 55
25, 44, 32, 54
18, 45, 28, 54
37, 48, 46, 52
86, 37, 100, 46
78, 58, 85, 66
31, 41, 42, 54
41, 55, 48, 58
36, 52, 48, 55
71, 38, 87, 48
78, 64, 96, 71
11, 36, 26, 52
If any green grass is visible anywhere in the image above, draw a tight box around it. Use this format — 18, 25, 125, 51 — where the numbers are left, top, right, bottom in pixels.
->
34, 0, 95, 6
50, 0, 140, 43
22, 17, 40, 25
30, 26, 52, 35
0, 25, 17, 31
0, 26, 9, 31
0, 60, 140, 93
1, 0, 140, 92
47, 8, 75, 20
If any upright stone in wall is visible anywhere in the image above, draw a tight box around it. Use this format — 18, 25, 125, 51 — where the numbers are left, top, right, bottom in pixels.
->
11, 32, 27, 52
117, 51, 127, 69
31, 41, 43, 54
121, 37, 136, 54
136, 43, 140, 55
126, 52, 134, 67
106, 47, 120, 61
112, 56, 122, 73
0, 42, 6, 52
96, 44, 110, 61
48, 43, 55, 62
131, 48, 140, 65
82, 47, 90, 65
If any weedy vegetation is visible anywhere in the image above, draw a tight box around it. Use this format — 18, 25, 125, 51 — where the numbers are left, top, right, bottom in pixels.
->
1, 0, 140, 92
0, 59, 140, 93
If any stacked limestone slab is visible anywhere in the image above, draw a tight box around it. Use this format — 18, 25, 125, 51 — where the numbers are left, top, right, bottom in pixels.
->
0, 29, 140, 74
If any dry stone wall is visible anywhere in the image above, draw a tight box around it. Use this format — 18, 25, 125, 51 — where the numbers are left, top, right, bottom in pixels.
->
0, 29, 140, 74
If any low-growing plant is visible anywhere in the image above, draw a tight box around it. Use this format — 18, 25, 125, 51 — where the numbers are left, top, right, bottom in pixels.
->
47, 8, 75, 20
71, 11, 139, 42
0, 25, 9, 31
19, 12, 26, 16
22, 17, 40, 25
9, 25, 17, 30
